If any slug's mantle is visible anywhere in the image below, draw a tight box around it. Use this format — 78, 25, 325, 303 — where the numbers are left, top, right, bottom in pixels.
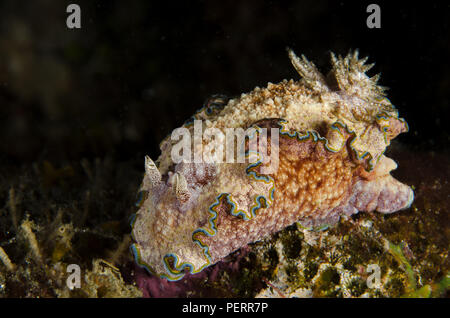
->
131, 49, 414, 281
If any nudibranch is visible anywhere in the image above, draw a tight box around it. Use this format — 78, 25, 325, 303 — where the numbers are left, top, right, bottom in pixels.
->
131, 49, 414, 281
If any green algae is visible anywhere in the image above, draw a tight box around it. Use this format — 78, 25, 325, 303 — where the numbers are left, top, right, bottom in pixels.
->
315, 267, 340, 297
433, 272, 450, 297
385, 240, 417, 292
303, 262, 319, 282
402, 285, 432, 298
249, 195, 449, 298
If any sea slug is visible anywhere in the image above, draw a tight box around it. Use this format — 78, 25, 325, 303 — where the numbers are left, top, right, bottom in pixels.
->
131, 49, 414, 281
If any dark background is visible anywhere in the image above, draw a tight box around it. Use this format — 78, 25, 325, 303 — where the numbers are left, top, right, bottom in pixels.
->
0, 1, 448, 165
